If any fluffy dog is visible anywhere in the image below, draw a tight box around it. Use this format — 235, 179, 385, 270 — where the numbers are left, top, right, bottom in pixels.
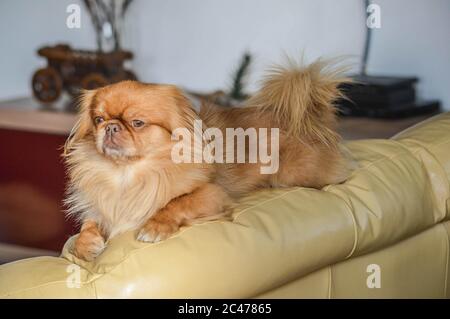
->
64, 59, 351, 261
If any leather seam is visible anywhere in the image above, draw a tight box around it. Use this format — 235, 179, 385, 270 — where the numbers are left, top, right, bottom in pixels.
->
441, 223, 450, 298
328, 266, 332, 299
322, 189, 358, 259
345, 140, 412, 175
344, 197, 358, 259
397, 139, 450, 221
232, 188, 308, 221
0, 279, 91, 298
346, 138, 450, 178
93, 279, 99, 299
0, 262, 103, 298
334, 139, 450, 259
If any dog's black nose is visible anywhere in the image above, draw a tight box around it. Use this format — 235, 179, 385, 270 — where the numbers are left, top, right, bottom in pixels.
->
106, 123, 121, 135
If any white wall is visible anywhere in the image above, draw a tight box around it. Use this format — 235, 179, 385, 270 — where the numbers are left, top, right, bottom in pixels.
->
369, 0, 450, 107
0, 0, 95, 99
130, 0, 366, 91
1, 0, 449, 109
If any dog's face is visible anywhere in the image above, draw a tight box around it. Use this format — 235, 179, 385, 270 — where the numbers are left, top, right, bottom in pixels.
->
65, 81, 198, 161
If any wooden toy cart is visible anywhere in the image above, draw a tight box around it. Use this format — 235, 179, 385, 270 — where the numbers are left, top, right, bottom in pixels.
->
32, 44, 137, 103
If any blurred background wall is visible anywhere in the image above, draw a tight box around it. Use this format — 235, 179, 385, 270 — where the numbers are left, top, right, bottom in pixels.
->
0, 0, 449, 109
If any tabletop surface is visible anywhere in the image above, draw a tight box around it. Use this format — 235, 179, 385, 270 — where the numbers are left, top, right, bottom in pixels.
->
0, 96, 439, 139
0, 96, 77, 135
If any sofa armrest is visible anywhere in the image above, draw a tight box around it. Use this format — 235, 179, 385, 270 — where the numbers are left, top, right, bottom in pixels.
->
1, 113, 449, 298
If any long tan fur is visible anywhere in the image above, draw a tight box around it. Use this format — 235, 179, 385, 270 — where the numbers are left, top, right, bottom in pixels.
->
65, 59, 353, 261
246, 58, 350, 148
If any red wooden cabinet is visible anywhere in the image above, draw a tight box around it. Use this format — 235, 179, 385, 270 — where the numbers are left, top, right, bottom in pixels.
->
0, 99, 78, 251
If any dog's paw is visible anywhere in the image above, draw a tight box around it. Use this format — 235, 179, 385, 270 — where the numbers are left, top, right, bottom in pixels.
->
137, 219, 179, 243
73, 229, 106, 261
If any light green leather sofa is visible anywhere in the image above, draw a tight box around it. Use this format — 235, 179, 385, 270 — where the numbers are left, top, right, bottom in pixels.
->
1, 113, 449, 298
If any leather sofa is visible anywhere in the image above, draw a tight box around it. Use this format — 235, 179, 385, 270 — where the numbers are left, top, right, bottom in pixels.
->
1, 113, 449, 298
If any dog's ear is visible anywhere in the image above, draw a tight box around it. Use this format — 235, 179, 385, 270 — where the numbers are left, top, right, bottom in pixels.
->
63, 89, 96, 156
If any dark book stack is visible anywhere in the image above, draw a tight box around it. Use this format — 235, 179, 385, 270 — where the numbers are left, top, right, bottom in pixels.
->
338, 75, 440, 118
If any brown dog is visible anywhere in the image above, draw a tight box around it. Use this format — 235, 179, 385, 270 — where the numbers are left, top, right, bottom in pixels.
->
64, 59, 351, 261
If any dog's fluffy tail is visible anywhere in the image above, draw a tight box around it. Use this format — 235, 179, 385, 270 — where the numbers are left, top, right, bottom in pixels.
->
247, 58, 350, 148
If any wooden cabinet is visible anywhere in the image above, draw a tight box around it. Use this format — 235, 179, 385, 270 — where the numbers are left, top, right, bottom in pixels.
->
0, 98, 77, 251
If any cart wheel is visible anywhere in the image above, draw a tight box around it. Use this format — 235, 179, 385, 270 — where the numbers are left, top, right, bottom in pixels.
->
32, 67, 63, 103
81, 73, 108, 90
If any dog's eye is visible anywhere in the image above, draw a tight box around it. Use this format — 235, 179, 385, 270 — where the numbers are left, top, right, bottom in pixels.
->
94, 116, 104, 125
132, 120, 145, 128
